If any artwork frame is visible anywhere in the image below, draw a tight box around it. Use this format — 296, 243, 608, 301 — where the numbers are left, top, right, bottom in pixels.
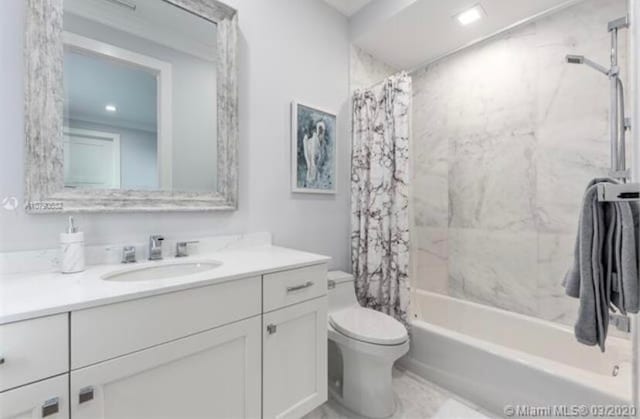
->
291, 102, 337, 194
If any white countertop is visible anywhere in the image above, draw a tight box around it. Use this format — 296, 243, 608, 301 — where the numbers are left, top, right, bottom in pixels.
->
0, 245, 330, 325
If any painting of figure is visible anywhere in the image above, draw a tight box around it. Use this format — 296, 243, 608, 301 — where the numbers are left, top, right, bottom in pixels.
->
291, 102, 336, 193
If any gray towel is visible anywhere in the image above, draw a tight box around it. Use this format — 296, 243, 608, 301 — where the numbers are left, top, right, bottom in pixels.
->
563, 178, 639, 352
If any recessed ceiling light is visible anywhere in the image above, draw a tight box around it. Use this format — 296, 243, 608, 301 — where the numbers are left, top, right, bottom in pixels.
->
455, 4, 484, 26
105, 104, 117, 112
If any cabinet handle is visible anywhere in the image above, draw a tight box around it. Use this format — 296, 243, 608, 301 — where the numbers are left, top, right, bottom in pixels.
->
0, 356, 4, 365
286, 281, 314, 293
79, 386, 94, 404
42, 397, 60, 417
267, 324, 277, 335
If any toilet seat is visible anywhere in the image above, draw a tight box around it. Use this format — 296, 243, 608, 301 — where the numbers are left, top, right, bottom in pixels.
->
329, 307, 408, 346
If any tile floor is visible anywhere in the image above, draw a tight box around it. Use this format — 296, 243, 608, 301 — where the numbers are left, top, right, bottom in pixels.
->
304, 367, 499, 419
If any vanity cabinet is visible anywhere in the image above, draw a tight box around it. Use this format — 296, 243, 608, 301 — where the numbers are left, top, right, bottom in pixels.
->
1, 262, 328, 419
71, 316, 261, 419
0, 375, 69, 419
263, 297, 327, 419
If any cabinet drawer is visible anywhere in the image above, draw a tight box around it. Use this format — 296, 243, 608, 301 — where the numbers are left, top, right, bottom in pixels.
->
0, 314, 69, 392
0, 374, 69, 419
71, 317, 261, 419
71, 276, 261, 369
263, 264, 327, 312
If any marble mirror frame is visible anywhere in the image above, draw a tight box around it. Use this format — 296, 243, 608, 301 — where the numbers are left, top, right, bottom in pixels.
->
24, 0, 238, 213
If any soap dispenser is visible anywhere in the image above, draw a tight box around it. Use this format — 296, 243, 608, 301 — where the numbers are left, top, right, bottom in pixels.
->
60, 216, 85, 274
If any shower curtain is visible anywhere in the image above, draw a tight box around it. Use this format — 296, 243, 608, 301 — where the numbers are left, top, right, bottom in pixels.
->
351, 72, 411, 326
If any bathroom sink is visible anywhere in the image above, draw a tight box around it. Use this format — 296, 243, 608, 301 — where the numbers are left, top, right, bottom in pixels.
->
102, 260, 222, 282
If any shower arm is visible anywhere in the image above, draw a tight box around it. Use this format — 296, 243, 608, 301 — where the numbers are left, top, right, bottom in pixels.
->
585, 57, 610, 76
565, 55, 610, 76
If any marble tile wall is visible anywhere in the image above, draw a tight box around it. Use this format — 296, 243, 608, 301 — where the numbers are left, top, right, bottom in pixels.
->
412, 0, 628, 328
350, 46, 398, 93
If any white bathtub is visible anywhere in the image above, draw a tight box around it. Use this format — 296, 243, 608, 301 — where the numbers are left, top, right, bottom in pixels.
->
398, 291, 633, 416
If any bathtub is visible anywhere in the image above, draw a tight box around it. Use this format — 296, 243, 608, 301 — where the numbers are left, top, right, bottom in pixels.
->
398, 290, 633, 416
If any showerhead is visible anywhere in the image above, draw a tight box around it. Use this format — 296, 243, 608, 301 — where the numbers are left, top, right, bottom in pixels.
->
565, 54, 609, 76
565, 54, 584, 64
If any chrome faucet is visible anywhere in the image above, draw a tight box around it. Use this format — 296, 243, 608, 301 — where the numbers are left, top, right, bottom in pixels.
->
148, 235, 165, 261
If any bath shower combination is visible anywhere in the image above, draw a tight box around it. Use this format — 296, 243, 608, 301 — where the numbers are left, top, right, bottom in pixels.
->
560, 12, 640, 411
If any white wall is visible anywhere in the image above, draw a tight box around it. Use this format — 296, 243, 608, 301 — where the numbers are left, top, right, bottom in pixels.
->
0, 0, 351, 270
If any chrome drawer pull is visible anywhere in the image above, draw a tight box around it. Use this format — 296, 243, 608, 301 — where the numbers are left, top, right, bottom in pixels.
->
286, 281, 314, 293
42, 397, 59, 417
79, 387, 94, 404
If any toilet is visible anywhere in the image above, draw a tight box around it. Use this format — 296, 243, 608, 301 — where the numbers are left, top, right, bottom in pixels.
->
326, 271, 409, 418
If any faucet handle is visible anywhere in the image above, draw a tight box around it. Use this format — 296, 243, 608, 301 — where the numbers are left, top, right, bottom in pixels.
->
122, 246, 137, 264
176, 240, 199, 258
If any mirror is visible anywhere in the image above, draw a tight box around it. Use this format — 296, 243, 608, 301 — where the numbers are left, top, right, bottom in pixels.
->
24, 0, 238, 212
63, 0, 218, 193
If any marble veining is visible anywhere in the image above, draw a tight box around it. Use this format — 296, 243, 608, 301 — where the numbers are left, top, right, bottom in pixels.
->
414, 227, 448, 294
448, 228, 539, 316
24, 0, 239, 213
411, 0, 629, 328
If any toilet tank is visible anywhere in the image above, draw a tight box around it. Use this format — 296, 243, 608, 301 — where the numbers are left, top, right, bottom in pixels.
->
327, 271, 357, 311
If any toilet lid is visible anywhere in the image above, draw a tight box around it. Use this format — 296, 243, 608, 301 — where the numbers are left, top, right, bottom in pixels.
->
329, 307, 408, 345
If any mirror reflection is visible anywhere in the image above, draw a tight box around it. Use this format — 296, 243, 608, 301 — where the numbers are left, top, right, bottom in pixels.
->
63, 0, 218, 192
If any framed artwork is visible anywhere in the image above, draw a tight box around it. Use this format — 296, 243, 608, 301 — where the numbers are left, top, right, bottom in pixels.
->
291, 102, 337, 194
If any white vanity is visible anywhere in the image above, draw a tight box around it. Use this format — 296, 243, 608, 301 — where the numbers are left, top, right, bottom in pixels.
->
0, 244, 329, 419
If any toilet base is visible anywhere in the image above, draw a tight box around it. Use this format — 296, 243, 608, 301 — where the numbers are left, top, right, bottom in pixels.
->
329, 332, 409, 419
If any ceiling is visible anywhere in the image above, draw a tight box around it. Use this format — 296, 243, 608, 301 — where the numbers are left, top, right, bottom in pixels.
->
323, 0, 373, 17
351, 0, 579, 69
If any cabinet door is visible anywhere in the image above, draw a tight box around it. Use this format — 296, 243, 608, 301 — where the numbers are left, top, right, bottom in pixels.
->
263, 297, 327, 419
71, 316, 261, 419
0, 374, 69, 419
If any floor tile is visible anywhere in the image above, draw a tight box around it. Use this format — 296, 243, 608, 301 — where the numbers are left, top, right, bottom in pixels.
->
304, 367, 498, 419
